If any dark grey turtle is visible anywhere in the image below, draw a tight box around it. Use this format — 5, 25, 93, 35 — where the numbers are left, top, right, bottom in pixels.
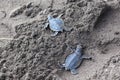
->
44, 14, 65, 36
61, 44, 92, 75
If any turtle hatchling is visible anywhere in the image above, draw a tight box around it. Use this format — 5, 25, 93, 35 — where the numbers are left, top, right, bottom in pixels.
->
61, 44, 92, 75
44, 14, 65, 36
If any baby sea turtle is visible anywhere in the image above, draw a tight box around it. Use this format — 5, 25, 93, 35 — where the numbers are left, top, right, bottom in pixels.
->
44, 14, 66, 36
61, 44, 92, 75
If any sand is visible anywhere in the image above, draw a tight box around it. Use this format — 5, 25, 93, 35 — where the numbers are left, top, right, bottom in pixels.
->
0, 0, 120, 80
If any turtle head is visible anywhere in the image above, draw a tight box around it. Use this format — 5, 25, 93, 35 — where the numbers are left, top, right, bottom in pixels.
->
47, 14, 53, 20
75, 44, 82, 55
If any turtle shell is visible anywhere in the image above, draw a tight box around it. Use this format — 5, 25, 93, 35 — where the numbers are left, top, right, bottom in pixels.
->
49, 18, 64, 32
64, 52, 82, 70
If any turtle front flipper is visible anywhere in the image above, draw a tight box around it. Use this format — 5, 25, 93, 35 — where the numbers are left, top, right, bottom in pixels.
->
51, 31, 58, 36
64, 27, 73, 32
71, 69, 78, 75
82, 55, 92, 60
43, 23, 49, 30
57, 14, 63, 18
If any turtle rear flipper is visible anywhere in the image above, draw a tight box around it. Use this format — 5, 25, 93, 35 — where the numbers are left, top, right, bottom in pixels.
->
51, 31, 58, 36
71, 69, 78, 75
